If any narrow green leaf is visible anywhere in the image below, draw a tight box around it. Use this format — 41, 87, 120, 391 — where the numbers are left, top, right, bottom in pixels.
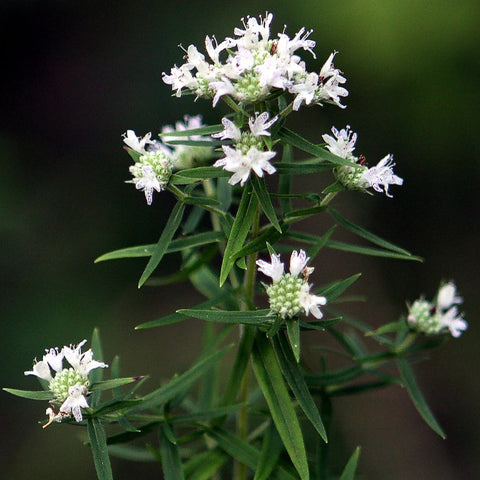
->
286, 319, 301, 363
136, 292, 231, 330
160, 124, 222, 137
107, 444, 156, 462
322, 180, 345, 194
172, 166, 230, 180
184, 448, 228, 480
276, 163, 334, 175
366, 320, 407, 337
220, 185, 258, 286
319, 274, 362, 302
306, 225, 336, 260
252, 334, 310, 480
182, 195, 222, 206
90, 377, 142, 392
284, 205, 327, 220
138, 202, 185, 288
165, 139, 222, 147
177, 308, 272, 326
251, 175, 282, 233
326, 240, 423, 261
159, 424, 185, 480
87, 417, 113, 480
91, 399, 143, 416
273, 334, 327, 442
3, 388, 52, 401
328, 208, 413, 255
206, 427, 297, 480
221, 326, 256, 408
278, 127, 353, 166
127, 345, 232, 414
254, 422, 284, 480
397, 357, 446, 438
339, 446, 361, 480
90, 328, 105, 406
233, 225, 283, 259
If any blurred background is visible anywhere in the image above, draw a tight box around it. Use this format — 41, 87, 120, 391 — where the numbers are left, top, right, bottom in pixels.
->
1, 1, 479, 478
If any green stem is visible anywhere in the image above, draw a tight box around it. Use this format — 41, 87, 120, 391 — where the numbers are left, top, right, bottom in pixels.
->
233, 205, 261, 480
320, 191, 338, 207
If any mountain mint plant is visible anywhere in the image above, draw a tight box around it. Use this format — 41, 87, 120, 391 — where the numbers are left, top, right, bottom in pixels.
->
5, 12, 468, 480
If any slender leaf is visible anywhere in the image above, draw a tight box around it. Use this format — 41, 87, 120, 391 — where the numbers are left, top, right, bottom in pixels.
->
326, 240, 423, 261
90, 328, 105, 406
159, 424, 185, 480
306, 225, 336, 260
107, 444, 156, 462
318, 274, 362, 302
166, 139, 222, 147
276, 163, 334, 175
172, 166, 230, 180
278, 127, 353, 166
220, 185, 258, 286
138, 202, 185, 287
127, 346, 231, 414
221, 326, 255, 407
339, 446, 361, 480
87, 418, 113, 480
90, 377, 142, 392
286, 318, 301, 363
177, 308, 272, 326
233, 225, 283, 259
136, 291, 232, 330
254, 421, 284, 480
160, 124, 222, 136
328, 208, 413, 255
251, 175, 282, 232
273, 334, 327, 442
252, 334, 310, 480
3, 388, 52, 401
184, 448, 228, 480
397, 357, 446, 438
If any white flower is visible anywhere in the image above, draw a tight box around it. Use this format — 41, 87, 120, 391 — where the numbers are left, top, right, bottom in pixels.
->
210, 77, 236, 107
214, 146, 276, 186
248, 112, 277, 137
59, 384, 89, 422
258, 250, 327, 320
256, 253, 284, 283
289, 249, 310, 276
359, 154, 403, 198
290, 72, 319, 111
438, 306, 468, 338
436, 282, 463, 310
298, 283, 327, 319
132, 165, 162, 205
25, 340, 108, 425
322, 125, 357, 160
123, 130, 153, 155
212, 117, 242, 141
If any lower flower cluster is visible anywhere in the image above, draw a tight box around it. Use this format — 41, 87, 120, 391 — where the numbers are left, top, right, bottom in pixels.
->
257, 249, 327, 319
407, 282, 467, 337
24, 340, 108, 426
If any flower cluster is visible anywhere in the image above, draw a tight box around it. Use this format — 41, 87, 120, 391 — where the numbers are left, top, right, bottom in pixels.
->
24, 340, 108, 426
212, 112, 277, 185
257, 249, 327, 319
162, 12, 348, 110
322, 125, 404, 197
407, 282, 467, 338
123, 115, 213, 204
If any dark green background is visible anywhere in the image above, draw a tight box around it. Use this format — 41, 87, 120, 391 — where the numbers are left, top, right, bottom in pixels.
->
1, 1, 479, 478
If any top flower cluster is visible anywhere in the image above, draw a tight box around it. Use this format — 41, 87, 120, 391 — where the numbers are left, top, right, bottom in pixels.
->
163, 12, 348, 110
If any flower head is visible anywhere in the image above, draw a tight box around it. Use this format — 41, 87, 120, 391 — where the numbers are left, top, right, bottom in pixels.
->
213, 112, 277, 186
324, 125, 403, 197
25, 340, 108, 426
163, 13, 347, 112
256, 250, 327, 320
407, 282, 467, 338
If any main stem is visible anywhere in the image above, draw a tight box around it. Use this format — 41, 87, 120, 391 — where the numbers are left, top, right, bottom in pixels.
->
233, 205, 260, 480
